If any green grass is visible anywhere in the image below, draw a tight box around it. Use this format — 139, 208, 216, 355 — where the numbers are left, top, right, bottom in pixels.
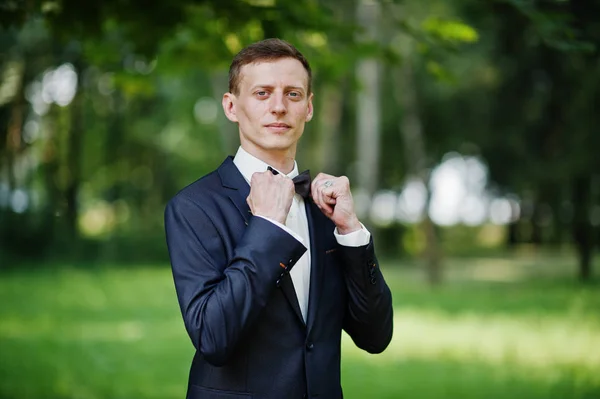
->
0, 255, 599, 399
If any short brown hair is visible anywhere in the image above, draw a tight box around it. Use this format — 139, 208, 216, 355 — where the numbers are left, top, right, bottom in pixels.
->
228, 38, 312, 95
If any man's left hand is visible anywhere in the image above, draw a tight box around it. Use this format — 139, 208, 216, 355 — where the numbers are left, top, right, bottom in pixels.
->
311, 173, 362, 235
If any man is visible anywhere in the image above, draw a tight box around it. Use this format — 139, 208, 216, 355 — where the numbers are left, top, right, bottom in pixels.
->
165, 38, 393, 399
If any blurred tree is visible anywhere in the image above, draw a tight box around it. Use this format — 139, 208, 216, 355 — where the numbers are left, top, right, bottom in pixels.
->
355, 0, 382, 201
479, 0, 600, 280
382, 0, 479, 284
2, 0, 597, 283
0, 0, 383, 262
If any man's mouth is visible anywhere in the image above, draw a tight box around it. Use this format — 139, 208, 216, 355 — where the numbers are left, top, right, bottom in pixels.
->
265, 123, 291, 128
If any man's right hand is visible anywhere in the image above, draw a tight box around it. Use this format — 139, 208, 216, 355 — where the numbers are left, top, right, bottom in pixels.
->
247, 170, 295, 225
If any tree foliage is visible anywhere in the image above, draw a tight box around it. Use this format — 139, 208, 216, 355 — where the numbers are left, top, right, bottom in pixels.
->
1, 0, 598, 280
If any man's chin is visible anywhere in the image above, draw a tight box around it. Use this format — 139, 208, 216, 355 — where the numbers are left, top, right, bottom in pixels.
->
241, 131, 301, 153
261, 135, 299, 150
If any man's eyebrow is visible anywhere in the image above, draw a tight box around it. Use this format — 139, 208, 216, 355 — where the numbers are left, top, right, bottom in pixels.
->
286, 86, 306, 92
251, 84, 274, 90
251, 84, 306, 92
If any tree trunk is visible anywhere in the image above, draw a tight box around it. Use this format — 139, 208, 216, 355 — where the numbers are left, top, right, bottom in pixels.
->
507, 221, 519, 248
105, 89, 125, 202
315, 83, 344, 175
64, 63, 84, 240
393, 32, 442, 285
42, 110, 61, 242
531, 202, 543, 245
571, 175, 594, 281
355, 0, 381, 202
5, 60, 25, 193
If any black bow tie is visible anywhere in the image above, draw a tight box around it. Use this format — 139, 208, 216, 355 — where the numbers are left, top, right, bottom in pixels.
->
267, 167, 311, 199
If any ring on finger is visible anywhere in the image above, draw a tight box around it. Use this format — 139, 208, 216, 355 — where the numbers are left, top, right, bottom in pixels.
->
323, 180, 333, 188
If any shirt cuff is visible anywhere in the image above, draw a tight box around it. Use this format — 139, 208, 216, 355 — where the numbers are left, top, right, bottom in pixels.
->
334, 223, 371, 247
255, 215, 305, 245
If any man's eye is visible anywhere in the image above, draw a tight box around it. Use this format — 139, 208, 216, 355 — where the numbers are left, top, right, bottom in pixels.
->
257, 91, 267, 96
288, 92, 300, 98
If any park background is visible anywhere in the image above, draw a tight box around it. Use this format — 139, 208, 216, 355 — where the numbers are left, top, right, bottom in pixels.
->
1, 0, 599, 398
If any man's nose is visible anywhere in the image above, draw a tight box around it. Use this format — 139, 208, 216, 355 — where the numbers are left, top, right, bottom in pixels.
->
270, 92, 287, 115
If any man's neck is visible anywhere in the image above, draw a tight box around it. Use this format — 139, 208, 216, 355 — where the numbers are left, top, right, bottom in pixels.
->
240, 144, 296, 174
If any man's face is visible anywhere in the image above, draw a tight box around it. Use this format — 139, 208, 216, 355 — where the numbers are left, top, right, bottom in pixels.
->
223, 58, 313, 157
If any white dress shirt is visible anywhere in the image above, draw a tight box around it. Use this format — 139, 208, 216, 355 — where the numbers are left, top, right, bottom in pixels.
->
233, 146, 371, 321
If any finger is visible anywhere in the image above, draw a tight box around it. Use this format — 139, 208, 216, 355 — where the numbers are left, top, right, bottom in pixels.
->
311, 173, 332, 195
319, 181, 336, 205
317, 183, 334, 214
310, 176, 324, 205
311, 175, 322, 196
321, 193, 334, 214
273, 174, 293, 195
251, 170, 266, 181
324, 193, 337, 204
311, 180, 327, 212
324, 176, 351, 200
251, 172, 266, 189
284, 176, 295, 196
246, 195, 254, 213
311, 188, 322, 210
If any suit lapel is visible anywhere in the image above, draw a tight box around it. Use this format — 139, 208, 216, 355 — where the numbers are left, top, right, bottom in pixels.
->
306, 200, 326, 335
218, 157, 251, 226
218, 156, 305, 327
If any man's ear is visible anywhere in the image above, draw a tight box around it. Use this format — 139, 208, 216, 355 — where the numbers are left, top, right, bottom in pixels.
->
222, 92, 238, 123
305, 92, 314, 122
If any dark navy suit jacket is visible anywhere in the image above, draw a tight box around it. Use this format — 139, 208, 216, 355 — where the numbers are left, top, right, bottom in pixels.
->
164, 157, 393, 399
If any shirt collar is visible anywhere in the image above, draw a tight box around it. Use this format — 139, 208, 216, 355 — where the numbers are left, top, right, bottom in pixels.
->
233, 146, 299, 184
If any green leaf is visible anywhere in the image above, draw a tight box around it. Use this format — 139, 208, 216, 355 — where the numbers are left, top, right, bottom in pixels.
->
422, 17, 479, 44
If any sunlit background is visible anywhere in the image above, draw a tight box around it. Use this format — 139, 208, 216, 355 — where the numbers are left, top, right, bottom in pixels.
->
1, 0, 599, 398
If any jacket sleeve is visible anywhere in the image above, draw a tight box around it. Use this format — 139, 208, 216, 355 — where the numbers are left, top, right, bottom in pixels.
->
165, 195, 307, 366
340, 239, 393, 354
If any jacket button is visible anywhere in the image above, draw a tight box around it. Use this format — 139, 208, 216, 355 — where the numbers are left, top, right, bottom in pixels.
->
306, 342, 314, 351
370, 277, 376, 285
276, 278, 281, 287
